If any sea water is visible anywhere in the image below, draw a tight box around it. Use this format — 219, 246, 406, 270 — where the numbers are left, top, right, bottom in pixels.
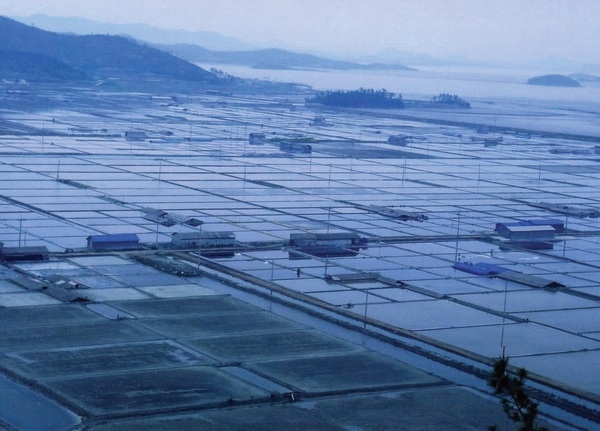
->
200, 63, 600, 136
200, 63, 600, 109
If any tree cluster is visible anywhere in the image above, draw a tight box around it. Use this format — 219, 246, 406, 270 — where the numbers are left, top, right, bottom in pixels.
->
306, 88, 403, 108
488, 356, 548, 431
209, 68, 236, 82
431, 93, 471, 107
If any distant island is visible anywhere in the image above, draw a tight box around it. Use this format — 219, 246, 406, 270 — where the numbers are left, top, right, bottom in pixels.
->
527, 74, 581, 87
306, 89, 404, 108
430, 93, 470, 108
306, 89, 472, 110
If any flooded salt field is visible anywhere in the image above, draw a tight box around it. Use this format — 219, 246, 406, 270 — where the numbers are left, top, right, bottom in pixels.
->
1, 78, 600, 428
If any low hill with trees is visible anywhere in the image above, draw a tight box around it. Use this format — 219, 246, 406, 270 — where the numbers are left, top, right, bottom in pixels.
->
306, 88, 404, 108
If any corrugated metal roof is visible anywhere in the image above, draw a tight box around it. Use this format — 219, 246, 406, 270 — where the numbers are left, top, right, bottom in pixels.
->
504, 225, 556, 233
328, 272, 380, 282
43, 285, 90, 303
525, 219, 563, 226
496, 270, 564, 289
495, 219, 564, 232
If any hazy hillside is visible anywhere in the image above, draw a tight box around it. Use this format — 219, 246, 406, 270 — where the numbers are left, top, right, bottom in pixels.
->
157, 44, 415, 71
0, 16, 218, 83
0, 49, 86, 81
14, 14, 255, 51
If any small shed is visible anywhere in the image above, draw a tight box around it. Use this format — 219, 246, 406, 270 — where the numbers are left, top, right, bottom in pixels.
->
365, 205, 428, 221
279, 142, 312, 153
289, 232, 367, 259
310, 116, 330, 126
387, 135, 409, 146
453, 261, 508, 276
290, 232, 367, 248
495, 219, 564, 236
494, 219, 563, 240
87, 234, 140, 251
499, 225, 556, 241
248, 133, 266, 144
125, 131, 147, 141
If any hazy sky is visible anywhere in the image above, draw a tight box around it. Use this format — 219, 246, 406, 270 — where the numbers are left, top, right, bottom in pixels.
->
2, 0, 599, 64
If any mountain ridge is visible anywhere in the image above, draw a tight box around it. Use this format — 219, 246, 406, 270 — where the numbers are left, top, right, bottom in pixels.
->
156, 44, 415, 71
14, 14, 413, 71
13, 13, 600, 72
13, 14, 256, 51
0, 16, 218, 84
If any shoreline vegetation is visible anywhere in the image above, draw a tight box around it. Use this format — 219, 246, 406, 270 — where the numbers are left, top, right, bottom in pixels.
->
305, 88, 404, 109
305, 88, 471, 110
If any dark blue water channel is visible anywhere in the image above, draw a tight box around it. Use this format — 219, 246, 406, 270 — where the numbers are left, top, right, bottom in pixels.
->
0, 374, 79, 430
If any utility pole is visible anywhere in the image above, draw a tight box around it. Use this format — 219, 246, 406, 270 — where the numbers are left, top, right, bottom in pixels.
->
363, 288, 370, 329
454, 209, 461, 262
